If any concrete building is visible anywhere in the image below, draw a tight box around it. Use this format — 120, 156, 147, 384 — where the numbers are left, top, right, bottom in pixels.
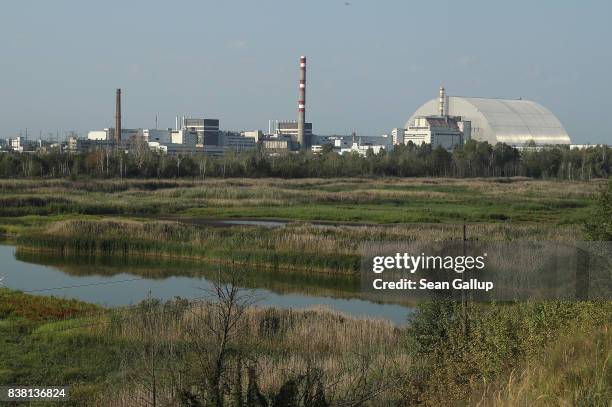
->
276, 120, 313, 143
314, 134, 391, 150
242, 130, 264, 143
143, 129, 172, 144
391, 128, 406, 145
87, 128, 143, 142
67, 137, 92, 152
87, 130, 110, 141
171, 129, 198, 146
220, 132, 256, 151
181, 117, 220, 146
262, 135, 292, 151
148, 142, 205, 156
406, 87, 570, 147
340, 142, 386, 157
8, 137, 36, 152
405, 116, 465, 150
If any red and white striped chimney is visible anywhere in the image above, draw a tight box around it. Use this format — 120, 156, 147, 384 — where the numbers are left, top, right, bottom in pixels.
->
297, 55, 307, 148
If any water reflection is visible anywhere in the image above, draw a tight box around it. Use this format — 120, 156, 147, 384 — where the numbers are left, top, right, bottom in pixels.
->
1, 245, 411, 325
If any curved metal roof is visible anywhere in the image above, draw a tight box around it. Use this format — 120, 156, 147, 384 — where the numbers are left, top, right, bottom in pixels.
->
406, 97, 571, 145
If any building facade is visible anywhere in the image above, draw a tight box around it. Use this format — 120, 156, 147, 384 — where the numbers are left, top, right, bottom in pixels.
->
274, 120, 312, 148
220, 132, 256, 151
182, 118, 220, 146
405, 116, 465, 150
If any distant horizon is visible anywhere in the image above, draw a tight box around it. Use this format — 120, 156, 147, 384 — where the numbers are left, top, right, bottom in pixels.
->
1, 0, 610, 144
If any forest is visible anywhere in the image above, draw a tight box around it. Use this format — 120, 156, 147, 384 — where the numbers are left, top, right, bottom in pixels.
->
1, 140, 609, 180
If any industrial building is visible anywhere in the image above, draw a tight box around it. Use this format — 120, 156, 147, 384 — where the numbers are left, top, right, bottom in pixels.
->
391, 128, 405, 145
262, 135, 292, 151
170, 129, 198, 146
274, 121, 312, 141
242, 130, 264, 143
84, 88, 252, 155
219, 131, 256, 151
180, 117, 220, 145
406, 86, 571, 147
8, 137, 33, 152
404, 116, 465, 150
143, 129, 172, 144
310, 133, 390, 156
339, 134, 388, 156
87, 128, 143, 142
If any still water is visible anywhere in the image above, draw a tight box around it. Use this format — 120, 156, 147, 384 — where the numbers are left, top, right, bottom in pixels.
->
0, 245, 411, 325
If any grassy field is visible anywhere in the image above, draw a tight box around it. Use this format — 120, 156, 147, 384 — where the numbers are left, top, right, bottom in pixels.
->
2, 177, 601, 275
0, 289, 406, 406
1, 289, 609, 406
0, 177, 602, 227
1, 177, 609, 405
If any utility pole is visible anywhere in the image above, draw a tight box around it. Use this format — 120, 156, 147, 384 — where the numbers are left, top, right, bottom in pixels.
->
462, 219, 468, 337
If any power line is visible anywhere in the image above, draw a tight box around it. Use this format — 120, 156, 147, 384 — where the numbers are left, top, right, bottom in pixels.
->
22, 277, 145, 293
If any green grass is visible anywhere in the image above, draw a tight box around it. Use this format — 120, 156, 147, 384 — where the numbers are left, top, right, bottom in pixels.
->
16, 219, 363, 275
0, 289, 119, 405
0, 177, 608, 404
1, 289, 608, 405
183, 199, 593, 224
0, 178, 601, 229
0, 290, 405, 405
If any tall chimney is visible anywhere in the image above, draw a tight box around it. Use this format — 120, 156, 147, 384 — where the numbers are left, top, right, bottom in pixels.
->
297, 55, 307, 148
438, 85, 445, 116
115, 88, 122, 143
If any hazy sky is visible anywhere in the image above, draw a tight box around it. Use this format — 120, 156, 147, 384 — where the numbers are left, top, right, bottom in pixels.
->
1, 0, 610, 143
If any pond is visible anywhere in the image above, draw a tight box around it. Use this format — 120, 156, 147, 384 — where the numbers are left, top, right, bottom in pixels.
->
0, 244, 411, 325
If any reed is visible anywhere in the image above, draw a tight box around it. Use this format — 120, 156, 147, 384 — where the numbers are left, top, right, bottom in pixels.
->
17, 216, 582, 278
0, 177, 601, 225
2, 289, 609, 406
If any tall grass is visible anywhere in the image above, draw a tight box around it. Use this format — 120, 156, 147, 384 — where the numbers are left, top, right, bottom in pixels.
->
17, 217, 583, 277
0, 177, 601, 224
2, 289, 609, 405
18, 219, 362, 274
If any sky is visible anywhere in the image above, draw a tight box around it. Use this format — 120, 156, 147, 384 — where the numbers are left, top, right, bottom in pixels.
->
0, 0, 610, 144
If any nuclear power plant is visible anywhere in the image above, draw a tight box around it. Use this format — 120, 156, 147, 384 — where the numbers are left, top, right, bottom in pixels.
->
5, 56, 588, 156
402, 86, 571, 147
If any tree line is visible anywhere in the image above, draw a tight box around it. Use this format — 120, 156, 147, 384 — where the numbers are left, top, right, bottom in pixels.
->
0, 140, 609, 180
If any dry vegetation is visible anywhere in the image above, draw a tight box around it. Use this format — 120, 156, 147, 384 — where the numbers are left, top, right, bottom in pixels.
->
101, 303, 406, 405
0, 177, 602, 221
1, 178, 609, 406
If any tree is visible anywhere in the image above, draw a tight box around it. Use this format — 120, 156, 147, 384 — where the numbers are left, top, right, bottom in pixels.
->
584, 178, 612, 240
184, 267, 258, 406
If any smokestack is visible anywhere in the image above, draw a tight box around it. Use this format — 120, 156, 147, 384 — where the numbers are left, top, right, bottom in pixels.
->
297, 55, 307, 148
438, 85, 445, 116
115, 88, 122, 143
